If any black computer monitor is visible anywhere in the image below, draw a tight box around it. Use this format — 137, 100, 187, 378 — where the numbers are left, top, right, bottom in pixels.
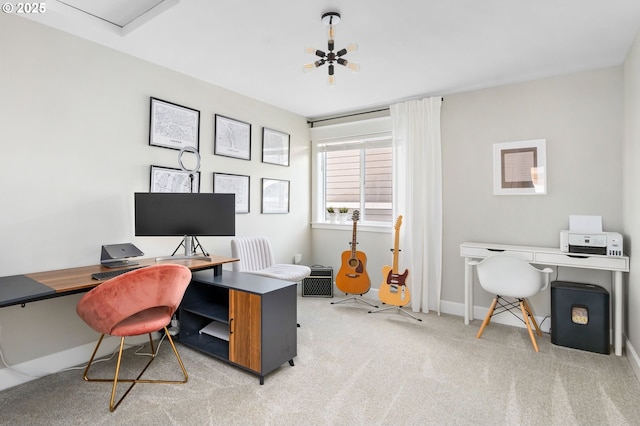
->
134, 192, 235, 258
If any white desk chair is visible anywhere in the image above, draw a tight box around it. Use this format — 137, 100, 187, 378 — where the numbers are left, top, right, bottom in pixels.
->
470, 254, 553, 352
231, 236, 310, 328
231, 236, 311, 282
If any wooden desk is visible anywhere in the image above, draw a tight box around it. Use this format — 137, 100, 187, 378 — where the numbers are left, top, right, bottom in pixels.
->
0, 256, 238, 308
460, 242, 630, 356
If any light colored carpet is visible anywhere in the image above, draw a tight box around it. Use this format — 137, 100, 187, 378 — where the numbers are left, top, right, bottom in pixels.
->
1, 295, 640, 425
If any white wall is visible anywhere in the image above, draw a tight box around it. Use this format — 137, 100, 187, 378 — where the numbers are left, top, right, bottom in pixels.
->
623, 29, 640, 370
441, 67, 624, 317
0, 13, 311, 383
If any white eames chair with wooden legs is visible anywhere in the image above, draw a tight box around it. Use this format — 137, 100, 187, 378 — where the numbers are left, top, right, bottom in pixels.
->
470, 254, 552, 352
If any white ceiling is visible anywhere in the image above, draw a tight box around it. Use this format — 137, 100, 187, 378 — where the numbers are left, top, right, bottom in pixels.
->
21, 0, 640, 120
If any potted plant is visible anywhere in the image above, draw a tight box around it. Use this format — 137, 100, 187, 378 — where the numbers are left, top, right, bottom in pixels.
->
326, 207, 337, 223
338, 207, 349, 223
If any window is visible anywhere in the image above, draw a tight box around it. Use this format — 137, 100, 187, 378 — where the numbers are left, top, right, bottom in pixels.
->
310, 115, 393, 226
321, 138, 393, 223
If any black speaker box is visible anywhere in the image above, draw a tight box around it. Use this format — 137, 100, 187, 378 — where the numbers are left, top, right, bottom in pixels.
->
551, 281, 609, 354
302, 266, 333, 297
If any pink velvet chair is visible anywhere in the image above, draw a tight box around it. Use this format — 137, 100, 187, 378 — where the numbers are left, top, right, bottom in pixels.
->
76, 263, 192, 411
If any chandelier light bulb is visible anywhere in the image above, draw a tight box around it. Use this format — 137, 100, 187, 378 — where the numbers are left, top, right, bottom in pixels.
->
336, 43, 358, 57
347, 62, 360, 72
337, 57, 360, 73
303, 63, 316, 73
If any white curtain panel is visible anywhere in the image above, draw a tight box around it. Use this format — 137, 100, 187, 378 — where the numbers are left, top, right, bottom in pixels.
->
390, 97, 443, 314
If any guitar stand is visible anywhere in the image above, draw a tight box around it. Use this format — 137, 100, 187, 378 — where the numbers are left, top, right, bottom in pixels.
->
368, 304, 423, 322
331, 294, 378, 309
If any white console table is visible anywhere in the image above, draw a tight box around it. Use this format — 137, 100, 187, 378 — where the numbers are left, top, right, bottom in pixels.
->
460, 242, 630, 356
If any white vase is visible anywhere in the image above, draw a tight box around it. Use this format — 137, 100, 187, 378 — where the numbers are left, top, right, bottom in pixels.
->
327, 213, 338, 223
338, 213, 349, 224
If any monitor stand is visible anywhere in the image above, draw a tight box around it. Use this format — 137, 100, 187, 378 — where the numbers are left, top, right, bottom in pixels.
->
156, 235, 210, 261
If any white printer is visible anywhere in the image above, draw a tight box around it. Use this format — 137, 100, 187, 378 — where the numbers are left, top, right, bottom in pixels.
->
560, 215, 624, 257
560, 230, 624, 257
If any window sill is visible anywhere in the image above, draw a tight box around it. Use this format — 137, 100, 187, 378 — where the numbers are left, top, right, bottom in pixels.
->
311, 222, 391, 233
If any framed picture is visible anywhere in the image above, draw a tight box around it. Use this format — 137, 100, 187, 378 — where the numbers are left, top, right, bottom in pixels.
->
262, 127, 290, 166
149, 97, 200, 151
150, 165, 200, 193
261, 178, 289, 214
493, 139, 546, 195
213, 172, 250, 214
214, 114, 251, 160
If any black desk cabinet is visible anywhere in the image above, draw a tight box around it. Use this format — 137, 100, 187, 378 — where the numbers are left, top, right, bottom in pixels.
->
177, 269, 297, 384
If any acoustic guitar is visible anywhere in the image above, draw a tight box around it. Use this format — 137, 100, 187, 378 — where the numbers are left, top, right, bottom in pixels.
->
378, 215, 410, 307
335, 210, 371, 295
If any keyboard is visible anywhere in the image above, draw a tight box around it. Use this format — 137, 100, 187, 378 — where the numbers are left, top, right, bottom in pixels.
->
91, 266, 146, 281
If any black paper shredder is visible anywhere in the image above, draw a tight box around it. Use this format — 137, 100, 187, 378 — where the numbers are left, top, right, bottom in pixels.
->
551, 281, 609, 354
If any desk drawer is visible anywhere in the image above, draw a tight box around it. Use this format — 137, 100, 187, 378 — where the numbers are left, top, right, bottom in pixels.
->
535, 252, 629, 272
460, 246, 534, 261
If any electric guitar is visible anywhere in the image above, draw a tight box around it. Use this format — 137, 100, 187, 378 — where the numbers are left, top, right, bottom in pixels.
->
335, 210, 371, 295
378, 215, 410, 307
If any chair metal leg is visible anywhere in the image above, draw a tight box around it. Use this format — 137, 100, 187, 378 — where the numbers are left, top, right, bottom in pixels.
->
110, 336, 128, 411
331, 294, 378, 308
83, 333, 106, 382
520, 300, 539, 352
477, 297, 498, 338
83, 327, 189, 412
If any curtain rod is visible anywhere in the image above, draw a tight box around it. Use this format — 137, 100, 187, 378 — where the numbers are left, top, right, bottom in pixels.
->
308, 97, 444, 125
309, 108, 389, 125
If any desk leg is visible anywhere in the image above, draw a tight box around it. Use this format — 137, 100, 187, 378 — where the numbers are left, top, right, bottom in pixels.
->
464, 258, 473, 325
614, 271, 623, 356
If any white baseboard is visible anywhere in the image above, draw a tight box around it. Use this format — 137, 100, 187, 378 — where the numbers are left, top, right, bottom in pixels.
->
625, 336, 640, 382
439, 299, 465, 317
0, 333, 156, 392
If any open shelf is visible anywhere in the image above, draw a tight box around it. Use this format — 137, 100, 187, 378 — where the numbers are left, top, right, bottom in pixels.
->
178, 333, 228, 359
199, 320, 229, 341
182, 301, 228, 322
